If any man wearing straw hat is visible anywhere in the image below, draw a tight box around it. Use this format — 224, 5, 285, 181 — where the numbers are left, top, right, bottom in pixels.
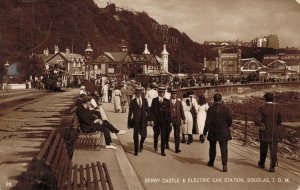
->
151, 86, 171, 156
127, 87, 149, 156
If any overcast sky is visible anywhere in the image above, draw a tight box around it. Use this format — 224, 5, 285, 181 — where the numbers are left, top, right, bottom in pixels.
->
94, 0, 300, 48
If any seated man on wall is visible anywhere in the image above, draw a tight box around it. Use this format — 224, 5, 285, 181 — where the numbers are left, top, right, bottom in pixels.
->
76, 96, 126, 149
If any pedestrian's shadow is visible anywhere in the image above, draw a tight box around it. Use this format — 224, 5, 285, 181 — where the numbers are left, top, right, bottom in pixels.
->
228, 158, 258, 168
172, 155, 220, 171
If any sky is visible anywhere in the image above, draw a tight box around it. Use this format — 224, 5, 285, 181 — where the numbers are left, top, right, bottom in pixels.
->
94, 0, 300, 48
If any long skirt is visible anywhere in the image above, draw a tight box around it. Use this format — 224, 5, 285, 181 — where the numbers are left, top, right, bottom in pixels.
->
181, 111, 193, 135
114, 96, 121, 112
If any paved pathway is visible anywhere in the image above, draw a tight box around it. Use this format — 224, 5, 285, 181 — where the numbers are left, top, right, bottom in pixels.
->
1, 88, 299, 190
102, 102, 300, 190
0, 89, 77, 189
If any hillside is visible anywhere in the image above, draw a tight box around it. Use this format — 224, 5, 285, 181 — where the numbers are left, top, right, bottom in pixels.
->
0, 0, 299, 80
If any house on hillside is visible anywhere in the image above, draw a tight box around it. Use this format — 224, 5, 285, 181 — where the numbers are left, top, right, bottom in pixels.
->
38, 45, 85, 87
91, 43, 168, 80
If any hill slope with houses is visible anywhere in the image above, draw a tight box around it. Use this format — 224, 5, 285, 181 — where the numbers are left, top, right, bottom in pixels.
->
0, 0, 299, 81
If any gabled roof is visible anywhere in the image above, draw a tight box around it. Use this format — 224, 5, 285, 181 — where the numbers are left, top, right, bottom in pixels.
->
38, 52, 84, 63
94, 51, 161, 65
104, 52, 127, 62
241, 58, 265, 72
59, 52, 84, 63
267, 60, 287, 67
38, 54, 54, 62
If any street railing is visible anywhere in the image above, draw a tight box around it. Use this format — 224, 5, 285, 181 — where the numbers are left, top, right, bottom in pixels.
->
231, 113, 300, 157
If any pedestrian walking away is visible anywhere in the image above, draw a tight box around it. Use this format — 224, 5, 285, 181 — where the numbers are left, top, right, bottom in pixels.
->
181, 93, 194, 144
203, 93, 232, 172
113, 86, 122, 113
120, 84, 128, 113
196, 94, 209, 143
254, 92, 282, 173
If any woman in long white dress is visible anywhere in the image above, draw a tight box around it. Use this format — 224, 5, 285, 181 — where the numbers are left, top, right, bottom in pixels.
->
196, 94, 209, 143
113, 86, 122, 113
181, 93, 194, 144
102, 83, 109, 102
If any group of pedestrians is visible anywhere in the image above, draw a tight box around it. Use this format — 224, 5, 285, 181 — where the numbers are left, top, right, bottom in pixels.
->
126, 83, 282, 173
76, 81, 282, 173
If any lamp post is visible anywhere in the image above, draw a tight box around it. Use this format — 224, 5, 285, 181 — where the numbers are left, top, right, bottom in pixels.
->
45, 63, 50, 90
84, 42, 94, 81
4, 60, 10, 91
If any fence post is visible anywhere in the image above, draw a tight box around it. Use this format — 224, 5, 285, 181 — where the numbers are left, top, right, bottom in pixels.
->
243, 116, 248, 146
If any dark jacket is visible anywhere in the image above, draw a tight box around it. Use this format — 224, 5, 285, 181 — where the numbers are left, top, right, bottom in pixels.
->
151, 97, 171, 125
169, 99, 185, 126
76, 105, 96, 133
203, 102, 232, 141
254, 103, 282, 141
128, 97, 148, 128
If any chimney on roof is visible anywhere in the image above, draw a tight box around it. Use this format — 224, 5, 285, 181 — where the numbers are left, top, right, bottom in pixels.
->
143, 44, 150, 54
66, 47, 70, 54
45, 48, 49, 56
119, 39, 128, 52
54, 45, 59, 54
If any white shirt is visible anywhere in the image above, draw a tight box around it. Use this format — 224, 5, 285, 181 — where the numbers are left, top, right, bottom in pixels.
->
137, 97, 142, 106
145, 89, 158, 107
79, 89, 86, 95
171, 99, 176, 105
164, 91, 171, 100
159, 96, 164, 103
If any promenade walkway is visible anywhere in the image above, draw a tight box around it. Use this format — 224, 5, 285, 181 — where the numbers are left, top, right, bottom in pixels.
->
100, 101, 300, 190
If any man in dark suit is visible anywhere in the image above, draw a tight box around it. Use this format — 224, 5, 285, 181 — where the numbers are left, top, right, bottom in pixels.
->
151, 86, 171, 156
76, 96, 125, 149
169, 89, 186, 153
127, 87, 149, 156
254, 92, 282, 173
203, 93, 232, 172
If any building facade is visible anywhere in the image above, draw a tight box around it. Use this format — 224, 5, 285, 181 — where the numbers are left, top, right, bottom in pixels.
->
204, 48, 242, 80
38, 45, 85, 87
262, 54, 300, 80
91, 44, 168, 80
251, 34, 279, 49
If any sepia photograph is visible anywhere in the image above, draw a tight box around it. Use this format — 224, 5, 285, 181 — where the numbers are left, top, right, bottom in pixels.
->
0, 0, 299, 189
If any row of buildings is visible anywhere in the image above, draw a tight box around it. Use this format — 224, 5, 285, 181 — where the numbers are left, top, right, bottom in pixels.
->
38, 43, 169, 87
204, 48, 299, 81
37, 42, 300, 87
203, 34, 280, 49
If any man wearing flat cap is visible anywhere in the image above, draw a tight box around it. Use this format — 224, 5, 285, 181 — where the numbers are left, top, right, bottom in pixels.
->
128, 87, 149, 156
254, 92, 282, 173
169, 89, 186, 153
151, 86, 171, 156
